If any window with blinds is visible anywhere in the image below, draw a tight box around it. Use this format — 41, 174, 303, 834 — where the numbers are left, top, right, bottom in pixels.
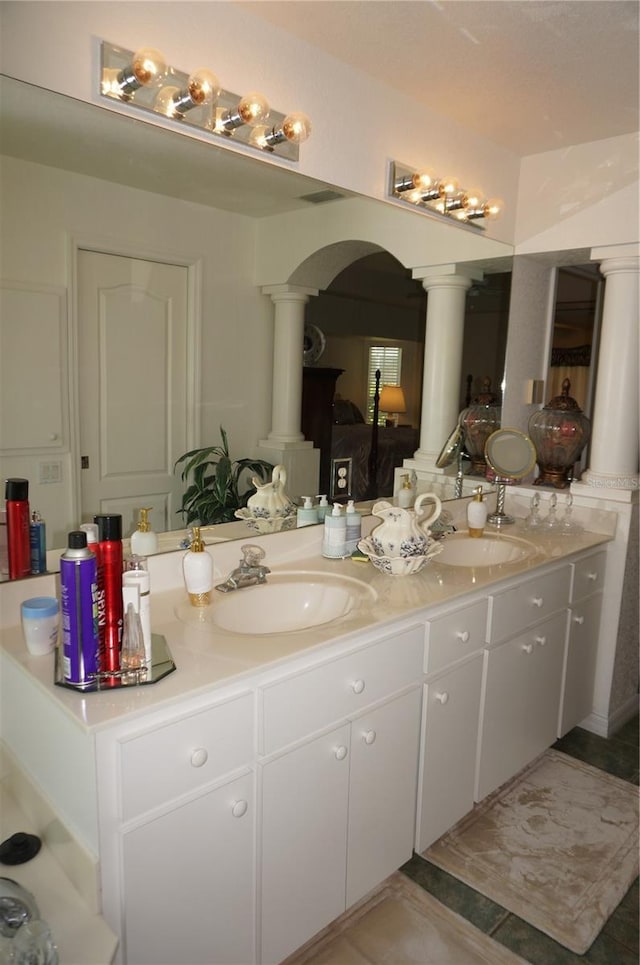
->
367, 345, 402, 423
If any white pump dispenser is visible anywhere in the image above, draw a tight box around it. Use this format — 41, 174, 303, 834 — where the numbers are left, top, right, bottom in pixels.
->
322, 502, 347, 558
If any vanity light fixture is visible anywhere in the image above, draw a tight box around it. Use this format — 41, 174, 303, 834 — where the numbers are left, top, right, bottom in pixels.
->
100, 41, 311, 161
388, 160, 502, 228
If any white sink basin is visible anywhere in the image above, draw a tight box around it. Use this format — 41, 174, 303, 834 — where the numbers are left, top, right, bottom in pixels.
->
436, 534, 537, 567
210, 572, 377, 635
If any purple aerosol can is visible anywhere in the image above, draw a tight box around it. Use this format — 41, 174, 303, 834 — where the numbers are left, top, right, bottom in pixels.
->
60, 530, 99, 689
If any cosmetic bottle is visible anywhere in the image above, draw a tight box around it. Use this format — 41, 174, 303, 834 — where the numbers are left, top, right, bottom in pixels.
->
30, 510, 47, 574
316, 495, 329, 522
5, 478, 31, 580
345, 500, 361, 554
397, 473, 415, 509
120, 599, 147, 682
183, 526, 213, 606
80, 522, 99, 556
130, 507, 158, 556
60, 530, 99, 689
123, 568, 152, 668
322, 503, 347, 559
94, 513, 124, 678
297, 496, 318, 528
467, 486, 487, 538
0, 509, 7, 577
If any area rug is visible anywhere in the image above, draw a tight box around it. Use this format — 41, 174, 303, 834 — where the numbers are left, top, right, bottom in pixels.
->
284, 872, 526, 964
424, 749, 639, 954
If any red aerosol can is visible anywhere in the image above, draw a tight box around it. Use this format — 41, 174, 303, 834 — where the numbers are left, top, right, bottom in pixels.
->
94, 514, 124, 679
5, 478, 31, 580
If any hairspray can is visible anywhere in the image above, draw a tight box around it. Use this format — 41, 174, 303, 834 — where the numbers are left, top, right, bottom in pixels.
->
60, 531, 99, 689
94, 514, 124, 678
30, 510, 47, 574
5, 478, 31, 580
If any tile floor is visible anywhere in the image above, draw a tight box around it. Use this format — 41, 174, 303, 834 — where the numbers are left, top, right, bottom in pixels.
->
401, 713, 640, 965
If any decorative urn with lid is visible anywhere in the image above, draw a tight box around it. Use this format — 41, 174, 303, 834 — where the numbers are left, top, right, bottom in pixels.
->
459, 378, 501, 476
528, 379, 591, 488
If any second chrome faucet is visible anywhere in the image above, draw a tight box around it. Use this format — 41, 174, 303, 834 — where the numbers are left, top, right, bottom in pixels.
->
216, 544, 270, 592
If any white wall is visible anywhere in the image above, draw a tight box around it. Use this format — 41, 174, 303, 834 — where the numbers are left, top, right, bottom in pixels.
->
1, 156, 271, 545
0, 0, 518, 245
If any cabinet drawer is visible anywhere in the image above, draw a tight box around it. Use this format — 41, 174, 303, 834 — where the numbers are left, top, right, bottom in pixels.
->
260, 625, 424, 755
488, 566, 571, 644
571, 551, 606, 602
425, 599, 488, 673
119, 692, 254, 820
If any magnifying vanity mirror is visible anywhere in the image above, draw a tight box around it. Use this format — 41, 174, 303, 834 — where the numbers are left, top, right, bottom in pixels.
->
0, 74, 514, 580
484, 428, 537, 526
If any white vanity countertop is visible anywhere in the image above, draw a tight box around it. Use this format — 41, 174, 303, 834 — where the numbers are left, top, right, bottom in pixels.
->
0, 520, 613, 733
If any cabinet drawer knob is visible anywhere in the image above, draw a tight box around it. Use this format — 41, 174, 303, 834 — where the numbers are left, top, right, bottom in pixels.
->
534, 635, 547, 647
190, 747, 209, 768
456, 630, 470, 643
532, 597, 543, 608
587, 572, 598, 582
351, 679, 366, 695
573, 614, 585, 625
231, 799, 248, 818
363, 730, 377, 745
521, 643, 534, 654
334, 745, 348, 761
435, 691, 449, 704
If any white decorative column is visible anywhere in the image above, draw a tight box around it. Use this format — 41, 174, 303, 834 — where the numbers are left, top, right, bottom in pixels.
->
258, 284, 319, 499
403, 266, 480, 487
581, 247, 639, 490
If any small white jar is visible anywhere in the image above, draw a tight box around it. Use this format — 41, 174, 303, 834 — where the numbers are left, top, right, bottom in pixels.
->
21, 596, 59, 655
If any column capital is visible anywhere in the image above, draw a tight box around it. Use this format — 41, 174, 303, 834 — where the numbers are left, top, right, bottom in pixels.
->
261, 284, 318, 302
411, 264, 483, 291
591, 243, 640, 262
596, 256, 640, 278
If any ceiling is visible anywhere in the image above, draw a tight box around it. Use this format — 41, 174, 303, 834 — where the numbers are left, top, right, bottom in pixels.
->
240, 0, 640, 156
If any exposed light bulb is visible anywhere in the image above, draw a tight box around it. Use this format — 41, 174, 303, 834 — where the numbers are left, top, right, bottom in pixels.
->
114, 47, 167, 99
482, 198, 503, 219
411, 169, 437, 192
238, 91, 270, 125
282, 112, 312, 143
219, 91, 270, 132
438, 176, 459, 198
156, 67, 220, 117
462, 188, 483, 210
261, 112, 312, 149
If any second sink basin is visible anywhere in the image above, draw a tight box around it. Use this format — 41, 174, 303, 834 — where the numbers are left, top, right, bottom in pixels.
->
436, 533, 537, 567
210, 572, 377, 635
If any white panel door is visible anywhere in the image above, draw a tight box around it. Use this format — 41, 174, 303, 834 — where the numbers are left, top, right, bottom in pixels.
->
77, 250, 191, 535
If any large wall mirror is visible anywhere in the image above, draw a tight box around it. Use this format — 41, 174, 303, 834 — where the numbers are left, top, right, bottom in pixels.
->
0, 74, 514, 577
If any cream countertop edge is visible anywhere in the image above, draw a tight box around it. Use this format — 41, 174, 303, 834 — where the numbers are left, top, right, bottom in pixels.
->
0, 511, 614, 735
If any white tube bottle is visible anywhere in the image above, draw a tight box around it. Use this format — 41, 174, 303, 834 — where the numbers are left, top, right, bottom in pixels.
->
322, 503, 347, 558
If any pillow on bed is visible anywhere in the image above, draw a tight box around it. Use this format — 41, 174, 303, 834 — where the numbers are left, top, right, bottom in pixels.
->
332, 399, 365, 425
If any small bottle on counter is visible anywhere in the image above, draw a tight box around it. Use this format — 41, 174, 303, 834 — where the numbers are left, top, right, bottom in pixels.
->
297, 496, 318, 528
130, 507, 158, 556
5, 478, 31, 580
397, 473, 415, 508
467, 486, 488, 538
94, 513, 124, 681
183, 526, 213, 606
345, 500, 361, 554
316, 495, 329, 522
322, 503, 347, 559
123, 568, 152, 669
30, 510, 47, 574
60, 530, 99, 689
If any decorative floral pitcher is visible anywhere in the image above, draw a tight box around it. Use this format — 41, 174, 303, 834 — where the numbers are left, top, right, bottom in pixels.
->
369, 492, 442, 557
246, 464, 295, 519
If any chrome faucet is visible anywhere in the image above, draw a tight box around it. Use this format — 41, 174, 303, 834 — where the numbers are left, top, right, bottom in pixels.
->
216, 544, 270, 592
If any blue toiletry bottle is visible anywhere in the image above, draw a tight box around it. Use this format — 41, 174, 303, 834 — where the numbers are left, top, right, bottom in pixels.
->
322, 503, 347, 558
30, 510, 47, 574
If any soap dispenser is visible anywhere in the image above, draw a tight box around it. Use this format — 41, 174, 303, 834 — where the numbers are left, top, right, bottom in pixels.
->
131, 508, 158, 556
345, 500, 361, 553
183, 527, 213, 606
322, 503, 347, 559
297, 496, 318, 528
397, 473, 415, 508
467, 486, 487, 538
316, 495, 329, 522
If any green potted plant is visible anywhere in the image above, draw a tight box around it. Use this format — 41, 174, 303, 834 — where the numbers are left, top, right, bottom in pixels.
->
174, 426, 274, 526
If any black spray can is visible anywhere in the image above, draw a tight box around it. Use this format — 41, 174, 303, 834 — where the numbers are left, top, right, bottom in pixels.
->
60, 531, 99, 689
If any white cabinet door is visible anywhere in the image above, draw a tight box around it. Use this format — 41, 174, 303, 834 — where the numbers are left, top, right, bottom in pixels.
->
559, 593, 603, 737
347, 687, 422, 907
122, 771, 255, 965
416, 655, 483, 852
260, 724, 350, 965
476, 610, 567, 801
